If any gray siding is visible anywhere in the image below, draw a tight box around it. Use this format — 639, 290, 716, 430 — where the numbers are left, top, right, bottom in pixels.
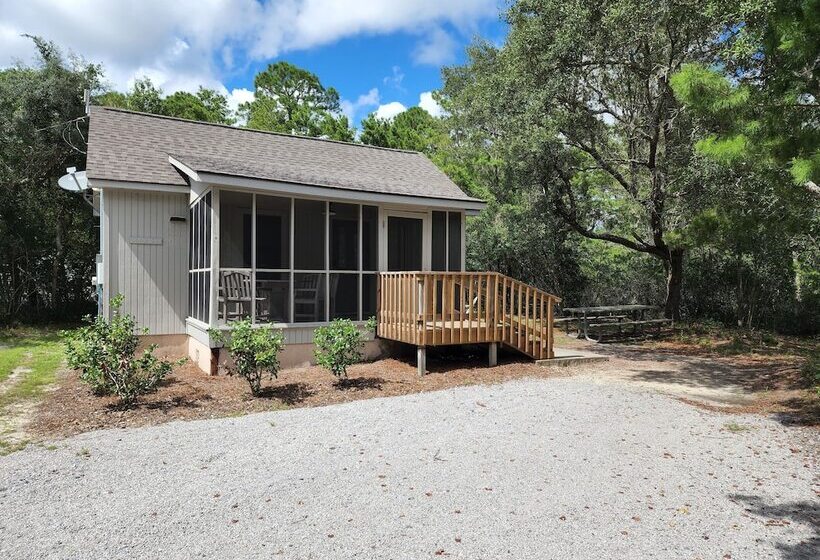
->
103, 189, 188, 334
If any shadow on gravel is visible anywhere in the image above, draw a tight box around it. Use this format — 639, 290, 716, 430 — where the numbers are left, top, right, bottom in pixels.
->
730, 494, 820, 560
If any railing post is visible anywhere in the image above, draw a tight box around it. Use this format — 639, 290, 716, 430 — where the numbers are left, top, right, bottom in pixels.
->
547, 296, 554, 359
420, 274, 428, 346
376, 273, 381, 338
417, 346, 427, 376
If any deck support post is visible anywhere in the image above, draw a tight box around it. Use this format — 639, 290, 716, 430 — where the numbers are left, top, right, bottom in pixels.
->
416, 346, 427, 376
488, 342, 498, 367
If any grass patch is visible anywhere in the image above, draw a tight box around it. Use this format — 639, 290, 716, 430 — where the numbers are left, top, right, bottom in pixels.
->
0, 327, 67, 453
0, 438, 29, 456
723, 421, 754, 433
0, 334, 64, 408
0, 345, 29, 384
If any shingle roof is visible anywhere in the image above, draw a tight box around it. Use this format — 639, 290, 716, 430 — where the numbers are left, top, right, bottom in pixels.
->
86, 106, 481, 203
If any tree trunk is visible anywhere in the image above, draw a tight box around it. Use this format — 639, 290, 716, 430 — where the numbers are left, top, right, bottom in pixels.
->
664, 248, 683, 320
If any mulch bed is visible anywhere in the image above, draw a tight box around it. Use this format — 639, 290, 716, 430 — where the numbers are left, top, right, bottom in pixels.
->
29, 349, 564, 439
27, 334, 819, 439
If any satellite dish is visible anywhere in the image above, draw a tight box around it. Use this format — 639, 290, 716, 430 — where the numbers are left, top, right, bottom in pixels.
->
58, 169, 88, 192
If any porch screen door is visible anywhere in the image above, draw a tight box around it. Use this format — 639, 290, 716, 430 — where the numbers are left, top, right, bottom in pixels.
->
387, 216, 423, 271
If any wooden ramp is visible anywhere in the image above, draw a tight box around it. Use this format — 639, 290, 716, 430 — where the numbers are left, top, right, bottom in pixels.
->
377, 272, 561, 371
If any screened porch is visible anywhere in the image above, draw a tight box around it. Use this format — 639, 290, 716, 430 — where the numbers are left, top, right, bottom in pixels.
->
186, 188, 465, 331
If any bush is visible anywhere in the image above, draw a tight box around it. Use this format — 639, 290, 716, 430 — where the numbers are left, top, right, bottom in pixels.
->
63, 294, 182, 405
210, 319, 284, 396
314, 319, 370, 381
802, 353, 820, 395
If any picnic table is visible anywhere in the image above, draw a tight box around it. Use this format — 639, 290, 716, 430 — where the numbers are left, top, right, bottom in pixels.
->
560, 304, 669, 341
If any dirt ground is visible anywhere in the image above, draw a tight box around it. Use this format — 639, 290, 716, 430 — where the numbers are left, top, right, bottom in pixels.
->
29, 349, 567, 439
567, 332, 819, 426
27, 331, 819, 440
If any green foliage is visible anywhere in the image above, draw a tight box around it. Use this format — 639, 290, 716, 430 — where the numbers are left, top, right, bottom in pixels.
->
97, 78, 234, 124
0, 36, 101, 322
240, 62, 353, 140
441, 0, 738, 318
63, 295, 182, 405
467, 198, 583, 301
210, 319, 284, 396
313, 319, 367, 380
677, 158, 819, 333
669, 64, 749, 117
360, 107, 443, 152
802, 352, 820, 395
670, 0, 820, 186
161, 88, 234, 124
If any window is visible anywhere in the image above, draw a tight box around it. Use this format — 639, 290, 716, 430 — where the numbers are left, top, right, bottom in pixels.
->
219, 191, 252, 269
217, 192, 380, 325
218, 191, 252, 323
362, 274, 377, 320
188, 191, 212, 323
256, 195, 290, 269
448, 212, 463, 272
330, 202, 358, 270
294, 273, 326, 322
294, 199, 325, 270
256, 272, 289, 323
330, 273, 358, 320
432, 211, 447, 271
430, 210, 463, 272
362, 205, 378, 271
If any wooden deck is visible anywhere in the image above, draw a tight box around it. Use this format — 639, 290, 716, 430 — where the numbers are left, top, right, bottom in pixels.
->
377, 272, 561, 370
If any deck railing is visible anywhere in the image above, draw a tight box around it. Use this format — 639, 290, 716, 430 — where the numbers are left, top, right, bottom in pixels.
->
377, 272, 560, 360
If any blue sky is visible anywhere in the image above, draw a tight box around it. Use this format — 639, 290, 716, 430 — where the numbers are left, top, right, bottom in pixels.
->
237, 19, 507, 125
1, 1, 508, 128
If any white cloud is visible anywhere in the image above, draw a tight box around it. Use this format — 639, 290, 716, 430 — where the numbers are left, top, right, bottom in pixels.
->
383, 65, 405, 90
248, 1, 497, 59
0, 1, 496, 95
372, 91, 444, 121
412, 27, 458, 66
418, 91, 445, 117
340, 87, 380, 121
226, 87, 255, 113
374, 101, 407, 120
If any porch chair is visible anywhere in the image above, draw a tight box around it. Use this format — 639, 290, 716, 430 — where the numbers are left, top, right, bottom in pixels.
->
219, 270, 269, 323
294, 274, 322, 322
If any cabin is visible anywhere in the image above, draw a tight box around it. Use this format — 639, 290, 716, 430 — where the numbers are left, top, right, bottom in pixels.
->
85, 106, 559, 375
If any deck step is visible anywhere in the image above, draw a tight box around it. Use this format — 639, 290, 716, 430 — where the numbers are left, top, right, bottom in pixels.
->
535, 351, 609, 367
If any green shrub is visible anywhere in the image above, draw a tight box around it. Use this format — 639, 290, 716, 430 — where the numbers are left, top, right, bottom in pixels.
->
802, 353, 820, 395
210, 319, 284, 396
314, 319, 369, 380
63, 295, 183, 405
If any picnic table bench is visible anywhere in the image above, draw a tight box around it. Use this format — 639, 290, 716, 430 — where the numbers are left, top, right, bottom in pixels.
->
561, 305, 672, 341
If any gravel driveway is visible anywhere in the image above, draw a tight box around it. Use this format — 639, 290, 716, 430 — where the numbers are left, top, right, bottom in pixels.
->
1, 377, 817, 559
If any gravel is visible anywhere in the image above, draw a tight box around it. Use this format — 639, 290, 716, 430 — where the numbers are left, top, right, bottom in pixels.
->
1, 377, 817, 559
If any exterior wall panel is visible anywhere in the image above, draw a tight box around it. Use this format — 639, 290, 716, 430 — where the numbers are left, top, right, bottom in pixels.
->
103, 188, 188, 334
